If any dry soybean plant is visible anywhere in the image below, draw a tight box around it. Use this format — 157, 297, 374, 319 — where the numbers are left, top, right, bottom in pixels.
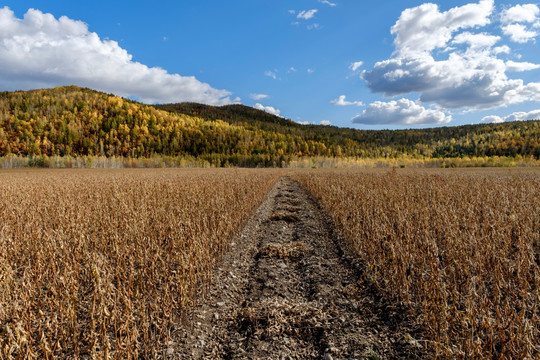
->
294, 168, 540, 359
0, 168, 281, 359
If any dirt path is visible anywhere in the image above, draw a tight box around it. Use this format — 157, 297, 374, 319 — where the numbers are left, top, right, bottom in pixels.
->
167, 177, 426, 359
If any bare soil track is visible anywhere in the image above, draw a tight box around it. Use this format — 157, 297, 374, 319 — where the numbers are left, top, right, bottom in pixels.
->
167, 176, 427, 359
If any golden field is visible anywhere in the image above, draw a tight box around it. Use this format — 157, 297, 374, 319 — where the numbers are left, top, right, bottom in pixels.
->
0, 169, 281, 359
1, 167, 539, 359
293, 168, 540, 359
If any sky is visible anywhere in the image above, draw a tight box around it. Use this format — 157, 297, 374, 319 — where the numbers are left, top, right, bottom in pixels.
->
0, 0, 539, 129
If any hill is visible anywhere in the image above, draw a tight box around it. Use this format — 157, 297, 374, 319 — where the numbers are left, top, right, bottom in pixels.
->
0, 87, 339, 166
0, 86, 539, 167
157, 102, 540, 160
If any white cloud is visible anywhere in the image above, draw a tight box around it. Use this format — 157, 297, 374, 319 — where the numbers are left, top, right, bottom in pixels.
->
297, 9, 318, 20
307, 23, 320, 30
451, 32, 500, 49
331, 95, 363, 106
320, 120, 332, 125
361, 0, 540, 111
297, 121, 310, 125
264, 70, 277, 79
233, 97, 242, 103
493, 45, 511, 54
481, 115, 504, 123
499, 4, 539, 43
254, 103, 282, 117
250, 93, 269, 100
0, 7, 232, 105
318, 0, 336, 7
482, 109, 540, 123
500, 4, 539, 24
505, 60, 540, 72
350, 61, 363, 72
505, 82, 540, 104
390, 0, 494, 55
501, 23, 538, 43
504, 109, 540, 121
288, 67, 297, 72
307, 68, 315, 74
352, 98, 452, 125
363, 54, 516, 109
288, 10, 296, 15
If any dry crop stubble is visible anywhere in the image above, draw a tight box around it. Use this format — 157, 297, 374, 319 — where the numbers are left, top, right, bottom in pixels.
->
293, 168, 540, 359
0, 168, 281, 359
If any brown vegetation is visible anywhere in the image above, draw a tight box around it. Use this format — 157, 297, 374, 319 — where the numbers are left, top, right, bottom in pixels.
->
0, 168, 281, 359
293, 168, 540, 359
2, 168, 538, 359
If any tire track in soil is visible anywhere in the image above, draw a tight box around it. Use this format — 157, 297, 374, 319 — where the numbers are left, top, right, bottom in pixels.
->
167, 176, 427, 359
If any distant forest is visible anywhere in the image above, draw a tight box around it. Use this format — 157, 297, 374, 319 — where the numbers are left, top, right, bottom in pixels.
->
157, 102, 540, 160
0, 86, 539, 167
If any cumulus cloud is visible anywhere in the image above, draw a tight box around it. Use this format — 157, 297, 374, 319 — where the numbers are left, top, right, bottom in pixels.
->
451, 31, 500, 49
320, 120, 332, 125
499, 4, 540, 43
505, 60, 540, 72
500, 4, 539, 24
250, 93, 269, 100
350, 61, 363, 72
331, 95, 363, 106
352, 99, 452, 125
390, 0, 494, 55
481, 115, 505, 123
503, 109, 540, 121
254, 103, 282, 117
501, 23, 538, 43
482, 109, 540, 123
493, 45, 511, 54
0, 7, 232, 105
297, 9, 318, 20
318, 0, 336, 7
361, 0, 540, 112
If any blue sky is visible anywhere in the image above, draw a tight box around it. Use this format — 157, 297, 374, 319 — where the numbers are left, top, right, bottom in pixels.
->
0, 0, 539, 129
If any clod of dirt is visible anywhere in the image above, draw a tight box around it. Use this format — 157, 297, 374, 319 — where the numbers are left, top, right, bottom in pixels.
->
269, 211, 300, 223
238, 298, 336, 339
259, 242, 308, 259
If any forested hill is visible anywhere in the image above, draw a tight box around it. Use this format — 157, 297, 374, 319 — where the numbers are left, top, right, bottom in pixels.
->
0, 86, 336, 166
157, 102, 540, 159
0, 86, 539, 167
155, 103, 299, 131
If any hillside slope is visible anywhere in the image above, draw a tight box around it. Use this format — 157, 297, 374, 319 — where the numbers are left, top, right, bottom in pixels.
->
0, 87, 539, 167
0, 87, 336, 166
157, 102, 540, 159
